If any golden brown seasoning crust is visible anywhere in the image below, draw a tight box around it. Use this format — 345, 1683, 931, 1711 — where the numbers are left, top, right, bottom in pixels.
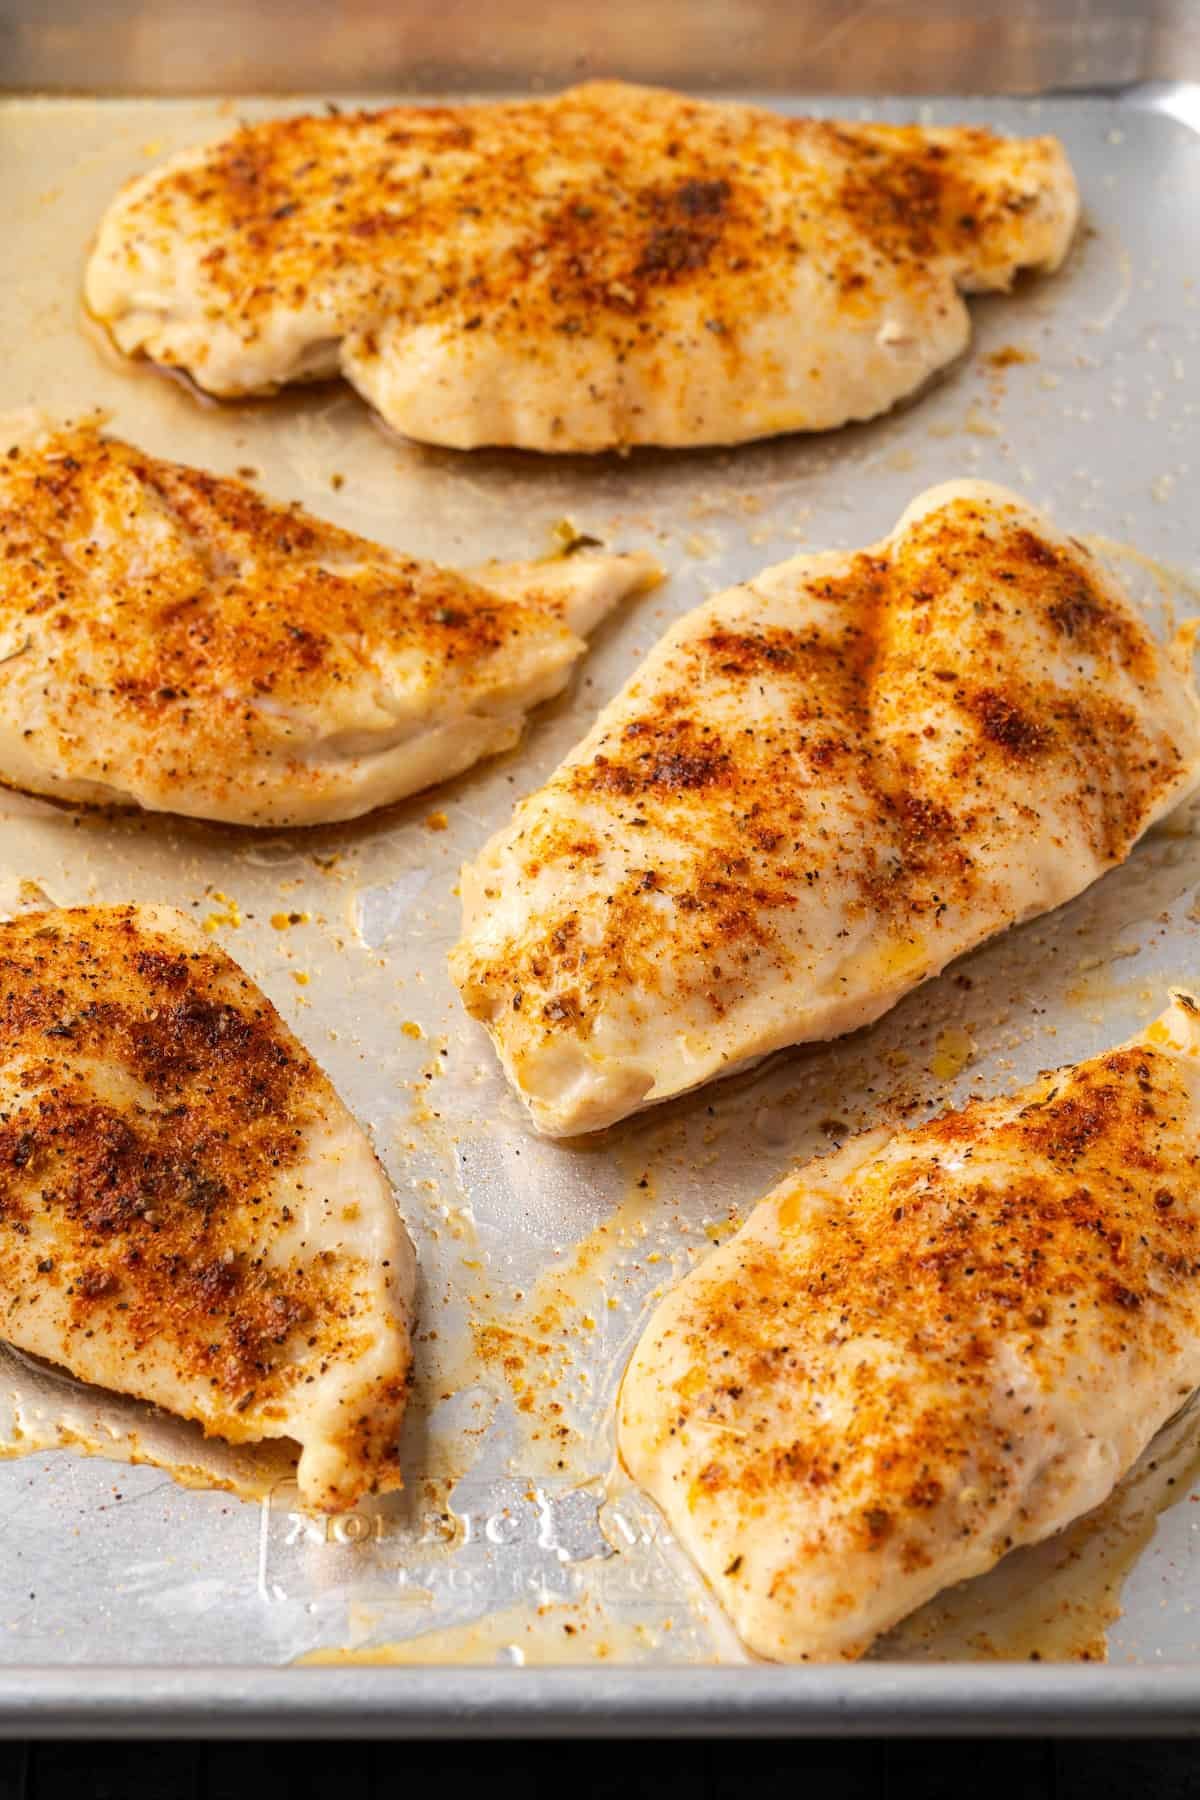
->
0, 904, 416, 1509
0, 419, 655, 825
618, 995, 1200, 1660
452, 483, 1200, 1135
85, 83, 1079, 451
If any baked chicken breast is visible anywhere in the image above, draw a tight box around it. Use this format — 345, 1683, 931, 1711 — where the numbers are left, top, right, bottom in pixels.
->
619, 993, 1200, 1661
84, 82, 1078, 452
0, 904, 415, 1510
0, 418, 656, 825
451, 482, 1200, 1135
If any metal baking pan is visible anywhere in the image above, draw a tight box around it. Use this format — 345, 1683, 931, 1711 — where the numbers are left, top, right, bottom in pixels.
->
3, 0, 1200, 1738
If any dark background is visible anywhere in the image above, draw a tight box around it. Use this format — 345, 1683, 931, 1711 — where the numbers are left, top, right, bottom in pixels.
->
1, 1740, 1199, 1799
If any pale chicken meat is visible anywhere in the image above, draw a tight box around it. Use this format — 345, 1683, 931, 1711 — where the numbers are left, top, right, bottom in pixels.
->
84, 82, 1079, 452
451, 482, 1200, 1135
0, 904, 415, 1511
0, 418, 656, 826
619, 993, 1200, 1661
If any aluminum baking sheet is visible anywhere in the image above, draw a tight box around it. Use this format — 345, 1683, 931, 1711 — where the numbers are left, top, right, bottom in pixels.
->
2, 85, 1200, 1731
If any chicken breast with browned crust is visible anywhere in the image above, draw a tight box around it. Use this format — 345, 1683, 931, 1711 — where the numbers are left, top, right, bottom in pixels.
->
0, 904, 415, 1511
84, 82, 1078, 452
451, 482, 1200, 1135
0, 418, 656, 826
619, 992, 1200, 1660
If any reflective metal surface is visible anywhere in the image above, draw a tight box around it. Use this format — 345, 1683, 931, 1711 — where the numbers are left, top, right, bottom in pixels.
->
4, 1663, 1200, 1740
1, 2, 1199, 98
2, 75, 1200, 1730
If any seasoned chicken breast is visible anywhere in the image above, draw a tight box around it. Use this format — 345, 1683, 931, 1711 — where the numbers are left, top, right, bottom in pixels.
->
84, 82, 1078, 453
0, 418, 656, 826
451, 482, 1200, 1135
0, 904, 415, 1510
619, 993, 1200, 1661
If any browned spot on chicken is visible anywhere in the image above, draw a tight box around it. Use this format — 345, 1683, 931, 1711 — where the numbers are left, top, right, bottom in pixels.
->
970, 687, 1052, 759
